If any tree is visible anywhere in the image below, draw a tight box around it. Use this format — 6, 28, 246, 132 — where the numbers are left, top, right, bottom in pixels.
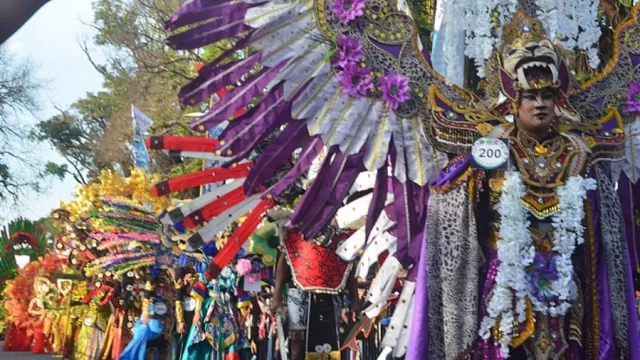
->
0, 47, 46, 203
38, 0, 225, 183
31, 91, 118, 184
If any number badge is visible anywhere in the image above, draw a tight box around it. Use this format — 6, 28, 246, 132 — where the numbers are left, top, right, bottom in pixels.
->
471, 137, 509, 170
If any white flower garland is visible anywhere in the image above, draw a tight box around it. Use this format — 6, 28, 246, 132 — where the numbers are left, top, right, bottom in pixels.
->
479, 171, 534, 356
437, 0, 602, 79
440, 0, 465, 82
479, 172, 596, 357
544, 176, 597, 315
555, 0, 602, 69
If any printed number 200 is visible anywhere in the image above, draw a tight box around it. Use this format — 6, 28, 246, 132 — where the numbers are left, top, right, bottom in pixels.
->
478, 148, 501, 158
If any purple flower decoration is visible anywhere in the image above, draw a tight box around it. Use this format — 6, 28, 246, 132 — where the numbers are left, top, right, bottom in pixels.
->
330, 0, 365, 25
379, 73, 411, 110
337, 64, 373, 97
627, 81, 640, 114
333, 34, 364, 69
527, 253, 559, 303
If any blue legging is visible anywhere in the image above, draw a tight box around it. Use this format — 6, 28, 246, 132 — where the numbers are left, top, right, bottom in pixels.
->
118, 319, 164, 360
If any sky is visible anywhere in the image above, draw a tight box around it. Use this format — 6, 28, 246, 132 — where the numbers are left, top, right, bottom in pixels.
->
1, 0, 105, 221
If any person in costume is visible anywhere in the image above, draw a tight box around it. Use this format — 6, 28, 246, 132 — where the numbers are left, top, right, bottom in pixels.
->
203, 265, 251, 360
169, 266, 196, 360
28, 286, 47, 354
72, 283, 113, 360
269, 211, 360, 360
149, 0, 640, 358
118, 271, 170, 360
180, 271, 213, 360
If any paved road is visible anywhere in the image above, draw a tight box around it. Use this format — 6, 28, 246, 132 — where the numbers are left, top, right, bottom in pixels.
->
0, 352, 53, 359
0, 342, 54, 359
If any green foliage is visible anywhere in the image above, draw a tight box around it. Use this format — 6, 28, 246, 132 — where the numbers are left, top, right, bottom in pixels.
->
0, 48, 47, 204
0, 218, 49, 261
0, 299, 6, 335
44, 162, 69, 181
35, 0, 226, 182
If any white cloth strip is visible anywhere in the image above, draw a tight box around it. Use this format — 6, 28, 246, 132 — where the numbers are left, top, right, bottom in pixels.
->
160, 181, 241, 225
380, 281, 416, 348
196, 194, 262, 242
363, 255, 400, 318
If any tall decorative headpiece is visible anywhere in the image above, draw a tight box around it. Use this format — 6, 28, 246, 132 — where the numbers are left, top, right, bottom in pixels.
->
498, 10, 570, 100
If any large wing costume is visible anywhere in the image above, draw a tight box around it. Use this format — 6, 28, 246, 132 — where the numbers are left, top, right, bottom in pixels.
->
148, 0, 640, 357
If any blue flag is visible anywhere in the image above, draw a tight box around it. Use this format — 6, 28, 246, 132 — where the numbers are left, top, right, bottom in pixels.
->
131, 105, 153, 172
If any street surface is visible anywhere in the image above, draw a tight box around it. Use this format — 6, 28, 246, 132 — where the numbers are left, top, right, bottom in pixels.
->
0, 342, 53, 359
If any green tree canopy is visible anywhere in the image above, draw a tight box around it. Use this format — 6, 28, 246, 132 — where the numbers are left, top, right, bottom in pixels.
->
38, 0, 228, 183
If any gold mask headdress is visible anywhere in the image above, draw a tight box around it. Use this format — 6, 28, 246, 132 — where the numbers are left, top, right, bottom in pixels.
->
497, 9, 569, 98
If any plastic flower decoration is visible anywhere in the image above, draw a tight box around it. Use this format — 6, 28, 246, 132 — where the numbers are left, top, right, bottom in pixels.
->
235, 258, 253, 276
379, 73, 411, 110
626, 81, 640, 114
330, 0, 365, 25
337, 64, 373, 97
333, 34, 364, 69
527, 253, 559, 302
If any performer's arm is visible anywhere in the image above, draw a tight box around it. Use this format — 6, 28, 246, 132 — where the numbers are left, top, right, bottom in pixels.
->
174, 269, 186, 334
0, 0, 50, 44
270, 252, 290, 313
347, 269, 361, 315
190, 278, 207, 328
141, 278, 156, 325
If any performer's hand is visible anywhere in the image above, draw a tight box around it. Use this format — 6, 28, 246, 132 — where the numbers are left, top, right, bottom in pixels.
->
269, 298, 285, 315
193, 312, 201, 328
350, 299, 361, 322
141, 315, 149, 325
251, 340, 257, 353
177, 321, 185, 334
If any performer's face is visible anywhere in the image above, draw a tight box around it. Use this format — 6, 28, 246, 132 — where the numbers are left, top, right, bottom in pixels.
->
517, 88, 556, 138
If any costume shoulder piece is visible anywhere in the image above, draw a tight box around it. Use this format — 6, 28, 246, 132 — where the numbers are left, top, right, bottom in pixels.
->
165, 0, 472, 187
567, 4, 640, 123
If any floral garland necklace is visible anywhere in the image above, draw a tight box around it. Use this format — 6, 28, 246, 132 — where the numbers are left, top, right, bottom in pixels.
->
479, 171, 596, 357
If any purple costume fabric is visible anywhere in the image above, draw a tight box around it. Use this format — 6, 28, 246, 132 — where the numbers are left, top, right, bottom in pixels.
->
617, 173, 640, 281
406, 158, 640, 359
406, 156, 470, 360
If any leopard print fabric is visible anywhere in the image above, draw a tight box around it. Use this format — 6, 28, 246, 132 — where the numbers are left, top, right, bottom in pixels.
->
427, 181, 484, 360
594, 165, 630, 353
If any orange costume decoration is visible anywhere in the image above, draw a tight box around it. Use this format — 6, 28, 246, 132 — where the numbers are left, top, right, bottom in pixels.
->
2, 264, 37, 351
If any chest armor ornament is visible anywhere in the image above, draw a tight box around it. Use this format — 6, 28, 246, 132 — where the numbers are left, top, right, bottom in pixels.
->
507, 131, 586, 220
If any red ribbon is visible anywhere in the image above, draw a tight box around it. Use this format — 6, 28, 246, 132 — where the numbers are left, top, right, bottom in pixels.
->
151, 162, 253, 196
206, 199, 274, 281
145, 135, 219, 153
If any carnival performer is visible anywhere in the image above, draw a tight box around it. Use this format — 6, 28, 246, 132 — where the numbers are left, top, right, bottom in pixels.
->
204, 265, 251, 360
100, 271, 141, 360
118, 270, 170, 360
268, 210, 360, 360
179, 270, 211, 360
169, 266, 196, 360
27, 276, 54, 354
72, 283, 113, 360
3, 265, 45, 352
152, 0, 640, 358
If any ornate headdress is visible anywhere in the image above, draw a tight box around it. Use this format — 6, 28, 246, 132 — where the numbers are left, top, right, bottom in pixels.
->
498, 10, 570, 100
